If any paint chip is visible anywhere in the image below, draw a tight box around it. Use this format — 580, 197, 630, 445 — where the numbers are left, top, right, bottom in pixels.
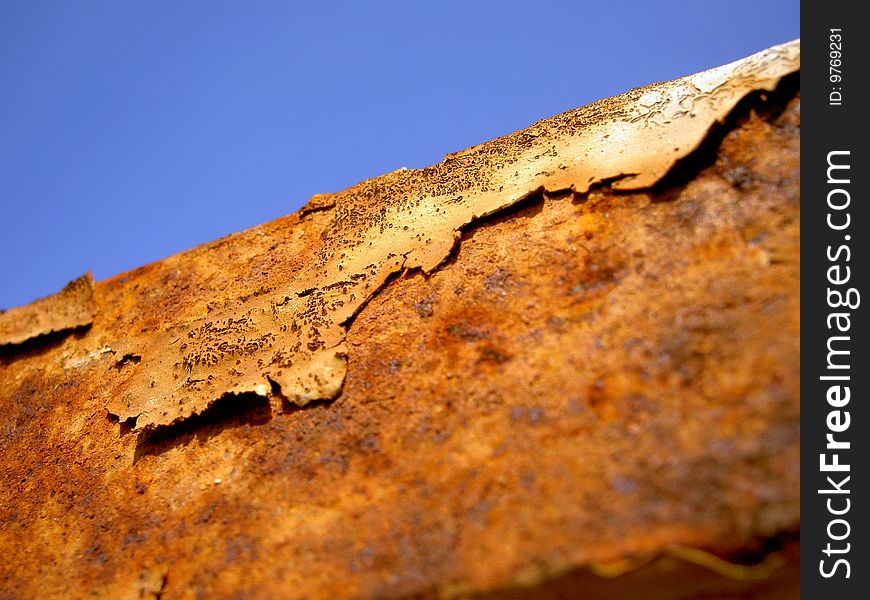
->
104, 41, 800, 430
0, 273, 97, 346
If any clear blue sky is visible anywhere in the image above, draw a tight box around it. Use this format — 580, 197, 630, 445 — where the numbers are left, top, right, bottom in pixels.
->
0, 1, 798, 309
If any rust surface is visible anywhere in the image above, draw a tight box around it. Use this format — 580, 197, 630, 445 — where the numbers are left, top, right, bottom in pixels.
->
0, 44, 800, 599
0, 273, 96, 346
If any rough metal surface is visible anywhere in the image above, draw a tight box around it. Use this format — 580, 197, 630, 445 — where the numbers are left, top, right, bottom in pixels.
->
0, 44, 799, 599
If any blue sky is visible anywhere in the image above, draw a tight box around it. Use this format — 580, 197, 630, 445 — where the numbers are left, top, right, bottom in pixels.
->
0, 1, 799, 309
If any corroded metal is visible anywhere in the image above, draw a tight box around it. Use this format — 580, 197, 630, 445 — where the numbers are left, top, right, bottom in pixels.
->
0, 42, 800, 599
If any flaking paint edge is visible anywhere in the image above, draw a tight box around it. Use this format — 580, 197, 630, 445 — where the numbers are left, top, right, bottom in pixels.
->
0, 273, 97, 346
100, 40, 799, 430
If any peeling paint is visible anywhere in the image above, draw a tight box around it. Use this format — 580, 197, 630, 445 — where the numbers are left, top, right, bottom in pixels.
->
0, 273, 97, 346
103, 40, 799, 430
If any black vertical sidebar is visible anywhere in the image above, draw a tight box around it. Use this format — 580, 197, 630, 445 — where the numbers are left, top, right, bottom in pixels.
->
802, 1, 868, 597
